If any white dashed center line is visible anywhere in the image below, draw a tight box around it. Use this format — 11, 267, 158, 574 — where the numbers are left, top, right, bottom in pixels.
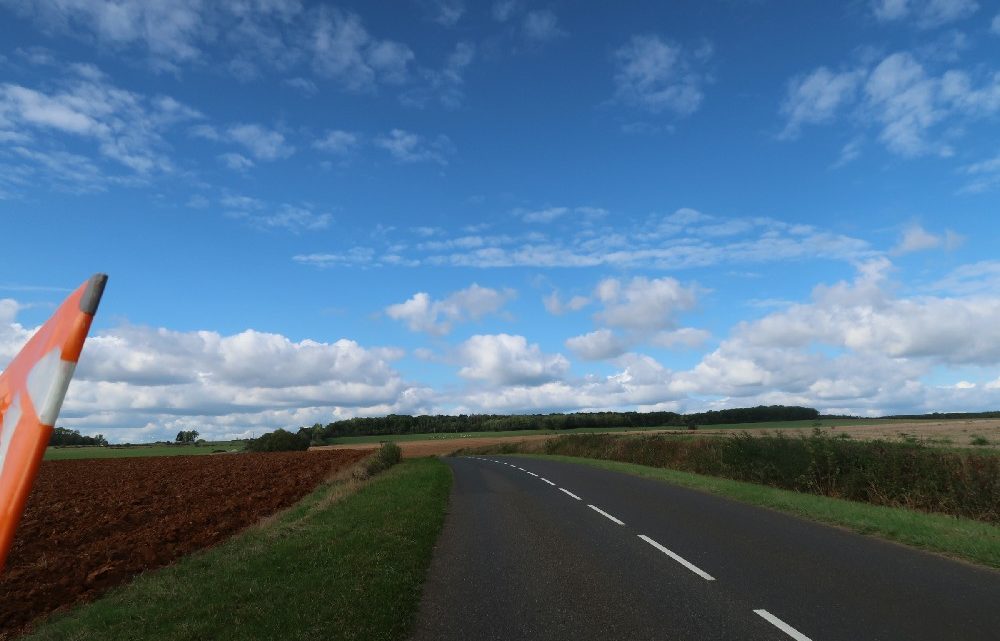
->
526, 472, 539, 477
558, 487, 582, 500
588, 504, 625, 525
638, 535, 715, 581
753, 610, 812, 641
540, 478, 556, 486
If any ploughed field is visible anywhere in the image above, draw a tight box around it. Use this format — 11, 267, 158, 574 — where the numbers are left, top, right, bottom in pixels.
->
0, 449, 369, 638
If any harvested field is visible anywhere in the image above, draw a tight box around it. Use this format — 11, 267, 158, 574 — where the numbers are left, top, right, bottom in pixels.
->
311, 420, 1000, 458
313, 434, 567, 458
688, 419, 1000, 448
1, 449, 368, 639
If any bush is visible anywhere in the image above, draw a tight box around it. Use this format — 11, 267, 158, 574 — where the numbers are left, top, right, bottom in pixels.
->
353, 442, 403, 480
532, 431, 1000, 523
245, 429, 310, 452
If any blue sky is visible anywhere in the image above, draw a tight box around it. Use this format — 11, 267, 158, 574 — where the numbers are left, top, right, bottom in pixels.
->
2, 0, 1000, 442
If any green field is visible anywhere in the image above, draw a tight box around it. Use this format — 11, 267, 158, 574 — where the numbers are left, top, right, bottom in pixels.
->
44, 442, 244, 461
512, 454, 1000, 569
24, 457, 452, 641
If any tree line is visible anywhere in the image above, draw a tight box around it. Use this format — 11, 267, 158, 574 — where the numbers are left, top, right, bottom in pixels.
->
298, 405, 821, 441
48, 427, 107, 447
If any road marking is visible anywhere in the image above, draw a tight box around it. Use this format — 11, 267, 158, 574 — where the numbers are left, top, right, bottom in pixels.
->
588, 504, 625, 525
753, 610, 812, 641
540, 478, 556, 486
637, 535, 715, 581
516, 467, 525, 471
559, 488, 582, 500
526, 472, 539, 477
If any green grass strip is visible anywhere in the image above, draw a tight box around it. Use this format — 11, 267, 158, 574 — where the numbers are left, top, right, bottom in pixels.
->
24, 458, 452, 641
520, 454, 1000, 569
44, 443, 244, 460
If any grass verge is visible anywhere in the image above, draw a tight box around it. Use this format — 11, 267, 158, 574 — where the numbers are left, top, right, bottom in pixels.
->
44, 442, 244, 460
22, 456, 452, 641
518, 454, 1000, 569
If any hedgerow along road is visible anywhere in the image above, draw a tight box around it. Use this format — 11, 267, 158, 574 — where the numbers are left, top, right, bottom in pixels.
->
411, 455, 999, 641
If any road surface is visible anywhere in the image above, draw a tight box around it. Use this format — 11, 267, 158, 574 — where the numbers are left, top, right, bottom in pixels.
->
411, 455, 1000, 641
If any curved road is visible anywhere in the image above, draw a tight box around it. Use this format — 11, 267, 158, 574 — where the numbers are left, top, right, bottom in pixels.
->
411, 455, 1000, 641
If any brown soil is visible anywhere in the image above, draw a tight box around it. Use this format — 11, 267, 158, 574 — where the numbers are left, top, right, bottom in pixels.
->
0, 449, 367, 638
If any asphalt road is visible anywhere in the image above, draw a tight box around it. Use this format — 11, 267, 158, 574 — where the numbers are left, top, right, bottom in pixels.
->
410, 455, 1000, 641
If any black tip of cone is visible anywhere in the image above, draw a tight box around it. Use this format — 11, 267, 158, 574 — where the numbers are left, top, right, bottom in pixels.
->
80, 273, 108, 316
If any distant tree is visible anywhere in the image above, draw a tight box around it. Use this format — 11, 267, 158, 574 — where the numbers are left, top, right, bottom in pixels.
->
49, 427, 107, 447
245, 429, 310, 452
175, 430, 200, 444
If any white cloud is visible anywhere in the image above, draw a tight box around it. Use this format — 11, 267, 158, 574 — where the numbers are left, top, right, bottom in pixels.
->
543, 291, 590, 315
219, 152, 254, 170
521, 206, 568, 223
650, 327, 712, 349
401, 41, 476, 109
728, 258, 1000, 366
593, 276, 698, 331
315, 208, 872, 271
522, 10, 566, 42
872, 0, 979, 28
375, 129, 453, 164
613, 35, 712, 116
186, 194, 210, 208
891, 223, 963, 254
873, 0, 911, 20
424, 0, 465, 26
959, 150, 1000, 192
992, 13, 1000, 34
565, 329, 627, 361
0, 68, 200, 176
447, 352, 684, 414
220, 193, 330, 232
313, 130, 360, 154
1, 306, 428, 442
224, 198, 331, 233
780, 67, 863, 139
782, 51, 1000, 157
3, 146, 115, 194
227, 123, 294, 160
864, 52, 945, 156
311, 7, 413, 91
833, 137, 865, 167
284, 77, 318, 96
293, 248, 375, 268
1, 0, 205, 70
929, 260, 1000, 295
385, 284, 515, 335
193, 123, 294, 161
492, 0, 518, 22
457, 334, 569, 386
517, 205, 607, 224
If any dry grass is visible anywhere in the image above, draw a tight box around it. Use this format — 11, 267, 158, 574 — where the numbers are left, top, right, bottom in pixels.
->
691, 419, 1000, 448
